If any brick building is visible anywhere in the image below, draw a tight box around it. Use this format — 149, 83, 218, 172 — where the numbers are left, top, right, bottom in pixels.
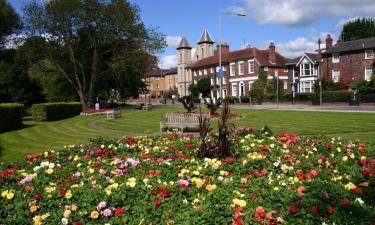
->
176, 29, 289, 98
287, 35, 375, 93
321, 37, 375, 84
141, 67, 177, 98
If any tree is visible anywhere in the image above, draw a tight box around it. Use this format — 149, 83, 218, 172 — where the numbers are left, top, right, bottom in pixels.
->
340, 18, 375, 42
23, 0, 165, 110
189, 77, 211, 98
0, 0, 20, 49
266, 75, 284, 98
0, 49, 44, 105
249, 68, 267, 104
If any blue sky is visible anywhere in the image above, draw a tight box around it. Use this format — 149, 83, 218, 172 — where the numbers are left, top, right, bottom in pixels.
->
8, 0, 375, 68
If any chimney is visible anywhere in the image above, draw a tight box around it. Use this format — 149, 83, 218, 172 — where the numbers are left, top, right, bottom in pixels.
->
268, 42, 276, 63
216, 43, 230, 54
326, 34, 333, 49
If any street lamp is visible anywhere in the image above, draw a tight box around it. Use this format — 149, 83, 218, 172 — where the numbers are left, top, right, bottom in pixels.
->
218, 11, 246, 99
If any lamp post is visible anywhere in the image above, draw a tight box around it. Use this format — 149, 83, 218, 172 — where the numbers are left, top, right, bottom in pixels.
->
275, 72, 279, 108
218, 11, 246, 99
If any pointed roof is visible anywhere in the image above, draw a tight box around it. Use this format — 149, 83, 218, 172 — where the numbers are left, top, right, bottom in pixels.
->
177, 37, 192, 50
197, 29, 214, 44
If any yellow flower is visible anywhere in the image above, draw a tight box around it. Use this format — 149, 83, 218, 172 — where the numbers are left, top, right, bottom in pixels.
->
88, 168, 94, 174
63, 209, 71, 218
71, 204, 78, 211
65, 190, 72, 199
2, 190, 14, 200
90, 211, 99, 219
126, 177, 137, 188
205, 184, 217, 191
350, 153, 355, 159
345, 182, 357, 190
342, 156, 348, 161
232, 198, 246, 207
45, 168, 54, 174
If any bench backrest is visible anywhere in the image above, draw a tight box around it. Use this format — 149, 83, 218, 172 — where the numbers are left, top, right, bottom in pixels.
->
164, 113, 210, 123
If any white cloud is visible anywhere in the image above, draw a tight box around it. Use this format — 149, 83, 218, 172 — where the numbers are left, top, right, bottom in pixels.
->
159, 55, 177, 69
275, 32, 335, 58
224, 6, 246, 16
165, 36, 182, 48
241, 0, 375, 26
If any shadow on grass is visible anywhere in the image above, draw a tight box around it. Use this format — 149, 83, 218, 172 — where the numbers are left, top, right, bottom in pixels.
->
0, 141, 3, 158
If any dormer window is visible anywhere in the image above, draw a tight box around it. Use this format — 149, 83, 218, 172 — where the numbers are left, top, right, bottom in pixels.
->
332, 53, 340, 63
365, 50, 374, 59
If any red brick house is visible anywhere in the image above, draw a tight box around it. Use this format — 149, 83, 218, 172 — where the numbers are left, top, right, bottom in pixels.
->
321, 37, 375, 84
188, 42, 289, 98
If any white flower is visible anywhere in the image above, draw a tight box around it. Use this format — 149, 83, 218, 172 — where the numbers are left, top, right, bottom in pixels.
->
355, 198, 364, 206
49, 163, 55, 168
217, 176, 224, 181
33, 166, 40, 172
273, 161, 280, 167
61, 218, 68, 225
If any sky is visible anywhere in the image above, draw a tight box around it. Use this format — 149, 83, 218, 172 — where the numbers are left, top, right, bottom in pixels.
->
8, 0, 375, 69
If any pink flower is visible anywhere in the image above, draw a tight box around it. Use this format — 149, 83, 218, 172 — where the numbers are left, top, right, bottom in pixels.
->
18, 175, 33, 185
99, 169, 107, 175
102, 208, 112, 217
97, 201, 106, 210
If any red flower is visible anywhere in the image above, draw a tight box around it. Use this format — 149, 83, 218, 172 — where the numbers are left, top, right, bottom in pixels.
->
290, 205, 298, 214
74, 222, 83, 225
160, 188, 170, 198
253, 170, 260, 178
233, 219, 242, 225
327, 206, 334, 215
153, 198, 160, 207
342, 199, 350, 205
352, 187, 362, 193
34, 193, 42, 201
261, 169, 267, 175
311, 207, 318, 214
59, 187, 67, 196
6, 169, 16, 174
227, 157, 234, 164
115, 208, 124, 216
250, 195, 257, 201
358, 158, 366, 166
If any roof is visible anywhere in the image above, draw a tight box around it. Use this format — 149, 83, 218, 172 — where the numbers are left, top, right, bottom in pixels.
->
189, 47, 287, 69
324, 37, 375, 54
145, 67, 177, 77
286, 53, 321, 66
285, 56, 301, 65
197, 29, 214, 44
177, 37, 192, 50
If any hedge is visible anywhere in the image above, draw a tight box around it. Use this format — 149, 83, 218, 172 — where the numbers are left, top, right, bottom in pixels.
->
322, 91, 353, 102
0, 103, 24, 133
31, 102, 82, 121
359, 93, 375, 103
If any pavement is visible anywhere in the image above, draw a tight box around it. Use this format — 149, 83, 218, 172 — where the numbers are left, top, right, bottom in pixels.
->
126, 99, 375, 113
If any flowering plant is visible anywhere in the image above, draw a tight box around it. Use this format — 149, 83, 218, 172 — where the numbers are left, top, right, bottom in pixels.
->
0, 129, 374, 224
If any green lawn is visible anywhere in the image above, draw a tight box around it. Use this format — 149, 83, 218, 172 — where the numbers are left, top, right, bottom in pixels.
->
0, 106, 374, 161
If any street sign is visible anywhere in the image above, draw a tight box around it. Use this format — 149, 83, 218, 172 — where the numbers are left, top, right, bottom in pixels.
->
218, 68, 223, 78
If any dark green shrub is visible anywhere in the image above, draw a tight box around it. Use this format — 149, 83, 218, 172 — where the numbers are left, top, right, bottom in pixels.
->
0, 103, 24, 133
249, 80, 265, 104
31, 102, 82, 121
240, 95, 249, 103
359, 93, 375, 103
295, 93, 312, 101
225, 96, 238, 104
323, 91, 353, 102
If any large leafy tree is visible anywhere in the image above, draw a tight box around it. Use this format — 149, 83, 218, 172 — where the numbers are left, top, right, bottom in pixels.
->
23, 0, 165, 110
340, 17, 375, 42
0, 0, 20, 49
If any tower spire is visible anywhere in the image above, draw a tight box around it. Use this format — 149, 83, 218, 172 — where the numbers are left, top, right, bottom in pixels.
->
197, 28, 214, 44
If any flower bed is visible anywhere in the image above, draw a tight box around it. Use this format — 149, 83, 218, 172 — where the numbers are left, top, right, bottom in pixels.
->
80, 109, 113, 116
171, 112, 240, 119
0, 131, 374, 224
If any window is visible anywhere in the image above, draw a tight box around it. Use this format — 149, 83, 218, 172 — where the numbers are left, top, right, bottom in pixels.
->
223, 76, 226, 84
210, 67, 214, 73
210, 77, 214, 85
199, 69, 202, 76
264, 67, 268, 71
301, 81, 312, 93
332, 70, 340, 82
249, 82, 252, 91
216, 76, 219, 85
284, 67, 288, 72
365, 50, 374, 59
248, 59, 255, 74
365, 68, 372, 81
179, 53, 182, 63
230, 63, 235, 76
222, 89, 227, 98
239, 82, 244, 96
201, 48, 204, 57
300, 64, 311, 76
204, 69, 207, 75
332, 53, 340, 63
231, 84, 237, 96
194, 71, 197, 77
283, 81, 287, 90
238, 61, 244, 75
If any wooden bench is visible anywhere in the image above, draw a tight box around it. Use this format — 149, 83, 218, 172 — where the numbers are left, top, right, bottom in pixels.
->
106, 110, 121, 119
142, 105, 152, 111
160, 113, 210, 131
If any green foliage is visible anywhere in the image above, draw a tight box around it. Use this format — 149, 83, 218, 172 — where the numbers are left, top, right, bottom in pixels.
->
240, 95, 249, 103
0, 103, 24, 133
266, 75, 285, 99
225, 95, 239, 104
249, 80, 265, 104
0, 0, 20, 49
204, 97, 221, 114
323, 91, 353, 102
258, 67, 267, 84
31, 102, 82, 121
322, 78, 340, 91
0, 49, 45, 105
178, 96, 196, 113
23, 0, 166, 109
340, 17, 375, 41
189, 77, 211, 98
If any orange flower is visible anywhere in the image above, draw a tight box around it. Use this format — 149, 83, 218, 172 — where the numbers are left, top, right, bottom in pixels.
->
297, 186, 305, 196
